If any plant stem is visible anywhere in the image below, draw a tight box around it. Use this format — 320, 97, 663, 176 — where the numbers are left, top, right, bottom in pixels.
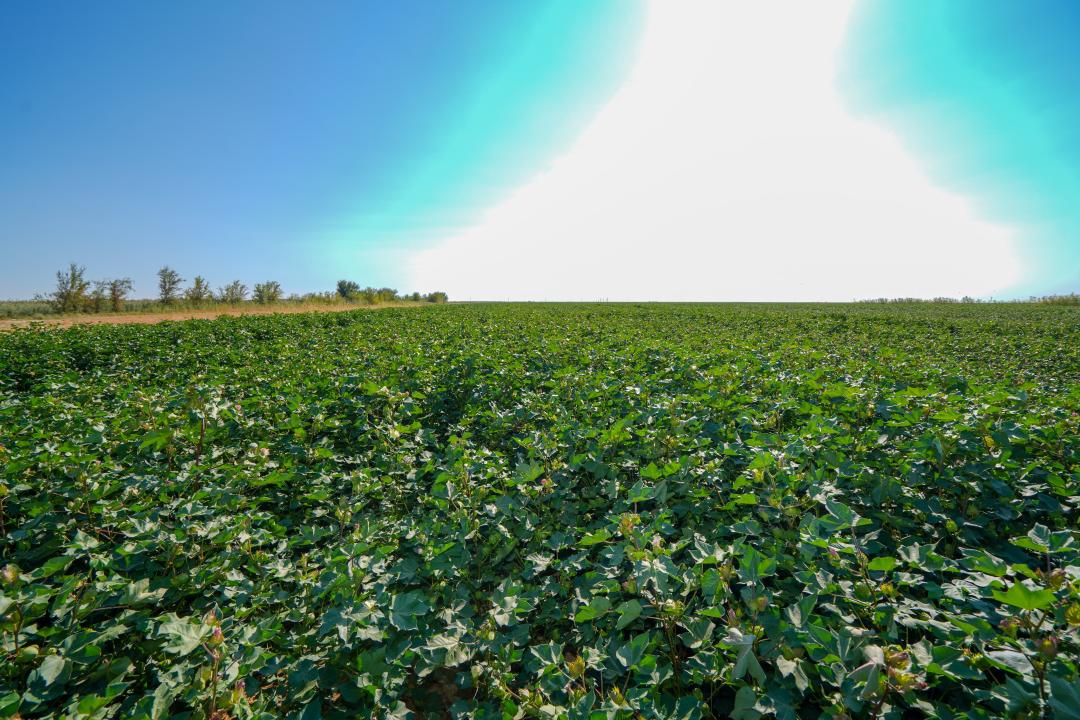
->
12, 604, 22, 655
195, 413, 206, 464
210, 653, 220, 719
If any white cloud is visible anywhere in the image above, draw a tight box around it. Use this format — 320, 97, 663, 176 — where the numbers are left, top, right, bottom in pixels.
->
408, 0, 1022, 301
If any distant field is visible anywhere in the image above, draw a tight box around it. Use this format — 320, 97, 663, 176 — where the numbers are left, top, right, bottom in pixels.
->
1, 303, 1078, 718
0, 300, 426, 330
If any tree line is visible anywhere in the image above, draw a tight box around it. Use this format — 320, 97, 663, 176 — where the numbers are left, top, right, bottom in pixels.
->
43, 263, 447, 314
334, 280, 446, 305
857, 293, 1079, 305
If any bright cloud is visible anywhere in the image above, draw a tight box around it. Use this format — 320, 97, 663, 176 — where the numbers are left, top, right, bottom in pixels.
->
408, 0, 1022, 301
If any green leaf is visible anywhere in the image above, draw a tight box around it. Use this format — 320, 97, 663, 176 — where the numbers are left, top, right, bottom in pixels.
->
960, 549, 1008, 577
679, 618, 714, 649
139, 428, 173, 452
825, 498, 857, 525
34, 655, 69, 686
776, 656, 810, 692
573, 597, 611, 623
726, 629, 765, 683
356, 648, 390, 678
615, 600, 642, 630
120, 578, 168, 607
250, 470, 292, 488
857, 662, 883, 701
738, 546, 776, 583
157, 615, 210, 656
993, 583, 1055, 611
931, 409, 963, 422
1011, 537, 1048, 554
24, 655, 71, 704
578, 529, 611, 547
730, 685, 761, 720
634, 557, 672, 593
784, 594, 817, 627
424, 633, 460, 650
640, 463, 663, 480
513, 461, 544, 485
36, 555, 73, 578
298, 699, 323, 720
927, 646, 983, 680
996, 677, 1039, 717
627, 480, 654, 503
0, 692, 21, 718
530, 643, 563, 672
747, 452, 775, 471
669, 696, 707, 720
866, 557, 896, 572
389, 590, 430, 630
1049, 674, 1080, 720
616, 632, 650, 669
1011, 524, 1074, 555
985, 650, 1034, 676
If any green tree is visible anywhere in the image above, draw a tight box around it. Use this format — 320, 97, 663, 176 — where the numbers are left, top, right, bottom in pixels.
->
253, 281, 283, 304
336, 279, 361, 300
87, 281, 107, 313
185, 276, 212, 306
374, 287, 399, 303
50, 262, 90, 313
157, 266, 184, 305
218, 280, 247, 304
106, 278, 133, 312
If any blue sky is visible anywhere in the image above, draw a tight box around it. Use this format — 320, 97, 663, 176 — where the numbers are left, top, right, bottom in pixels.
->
0, 1, 643, 298
0, 1, 1076, 300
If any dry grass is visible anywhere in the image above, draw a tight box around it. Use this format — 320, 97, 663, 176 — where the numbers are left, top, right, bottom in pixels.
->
0, 301, 425, 331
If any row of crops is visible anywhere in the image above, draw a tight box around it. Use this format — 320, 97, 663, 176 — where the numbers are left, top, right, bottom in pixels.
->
1, 303, 1078, 719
